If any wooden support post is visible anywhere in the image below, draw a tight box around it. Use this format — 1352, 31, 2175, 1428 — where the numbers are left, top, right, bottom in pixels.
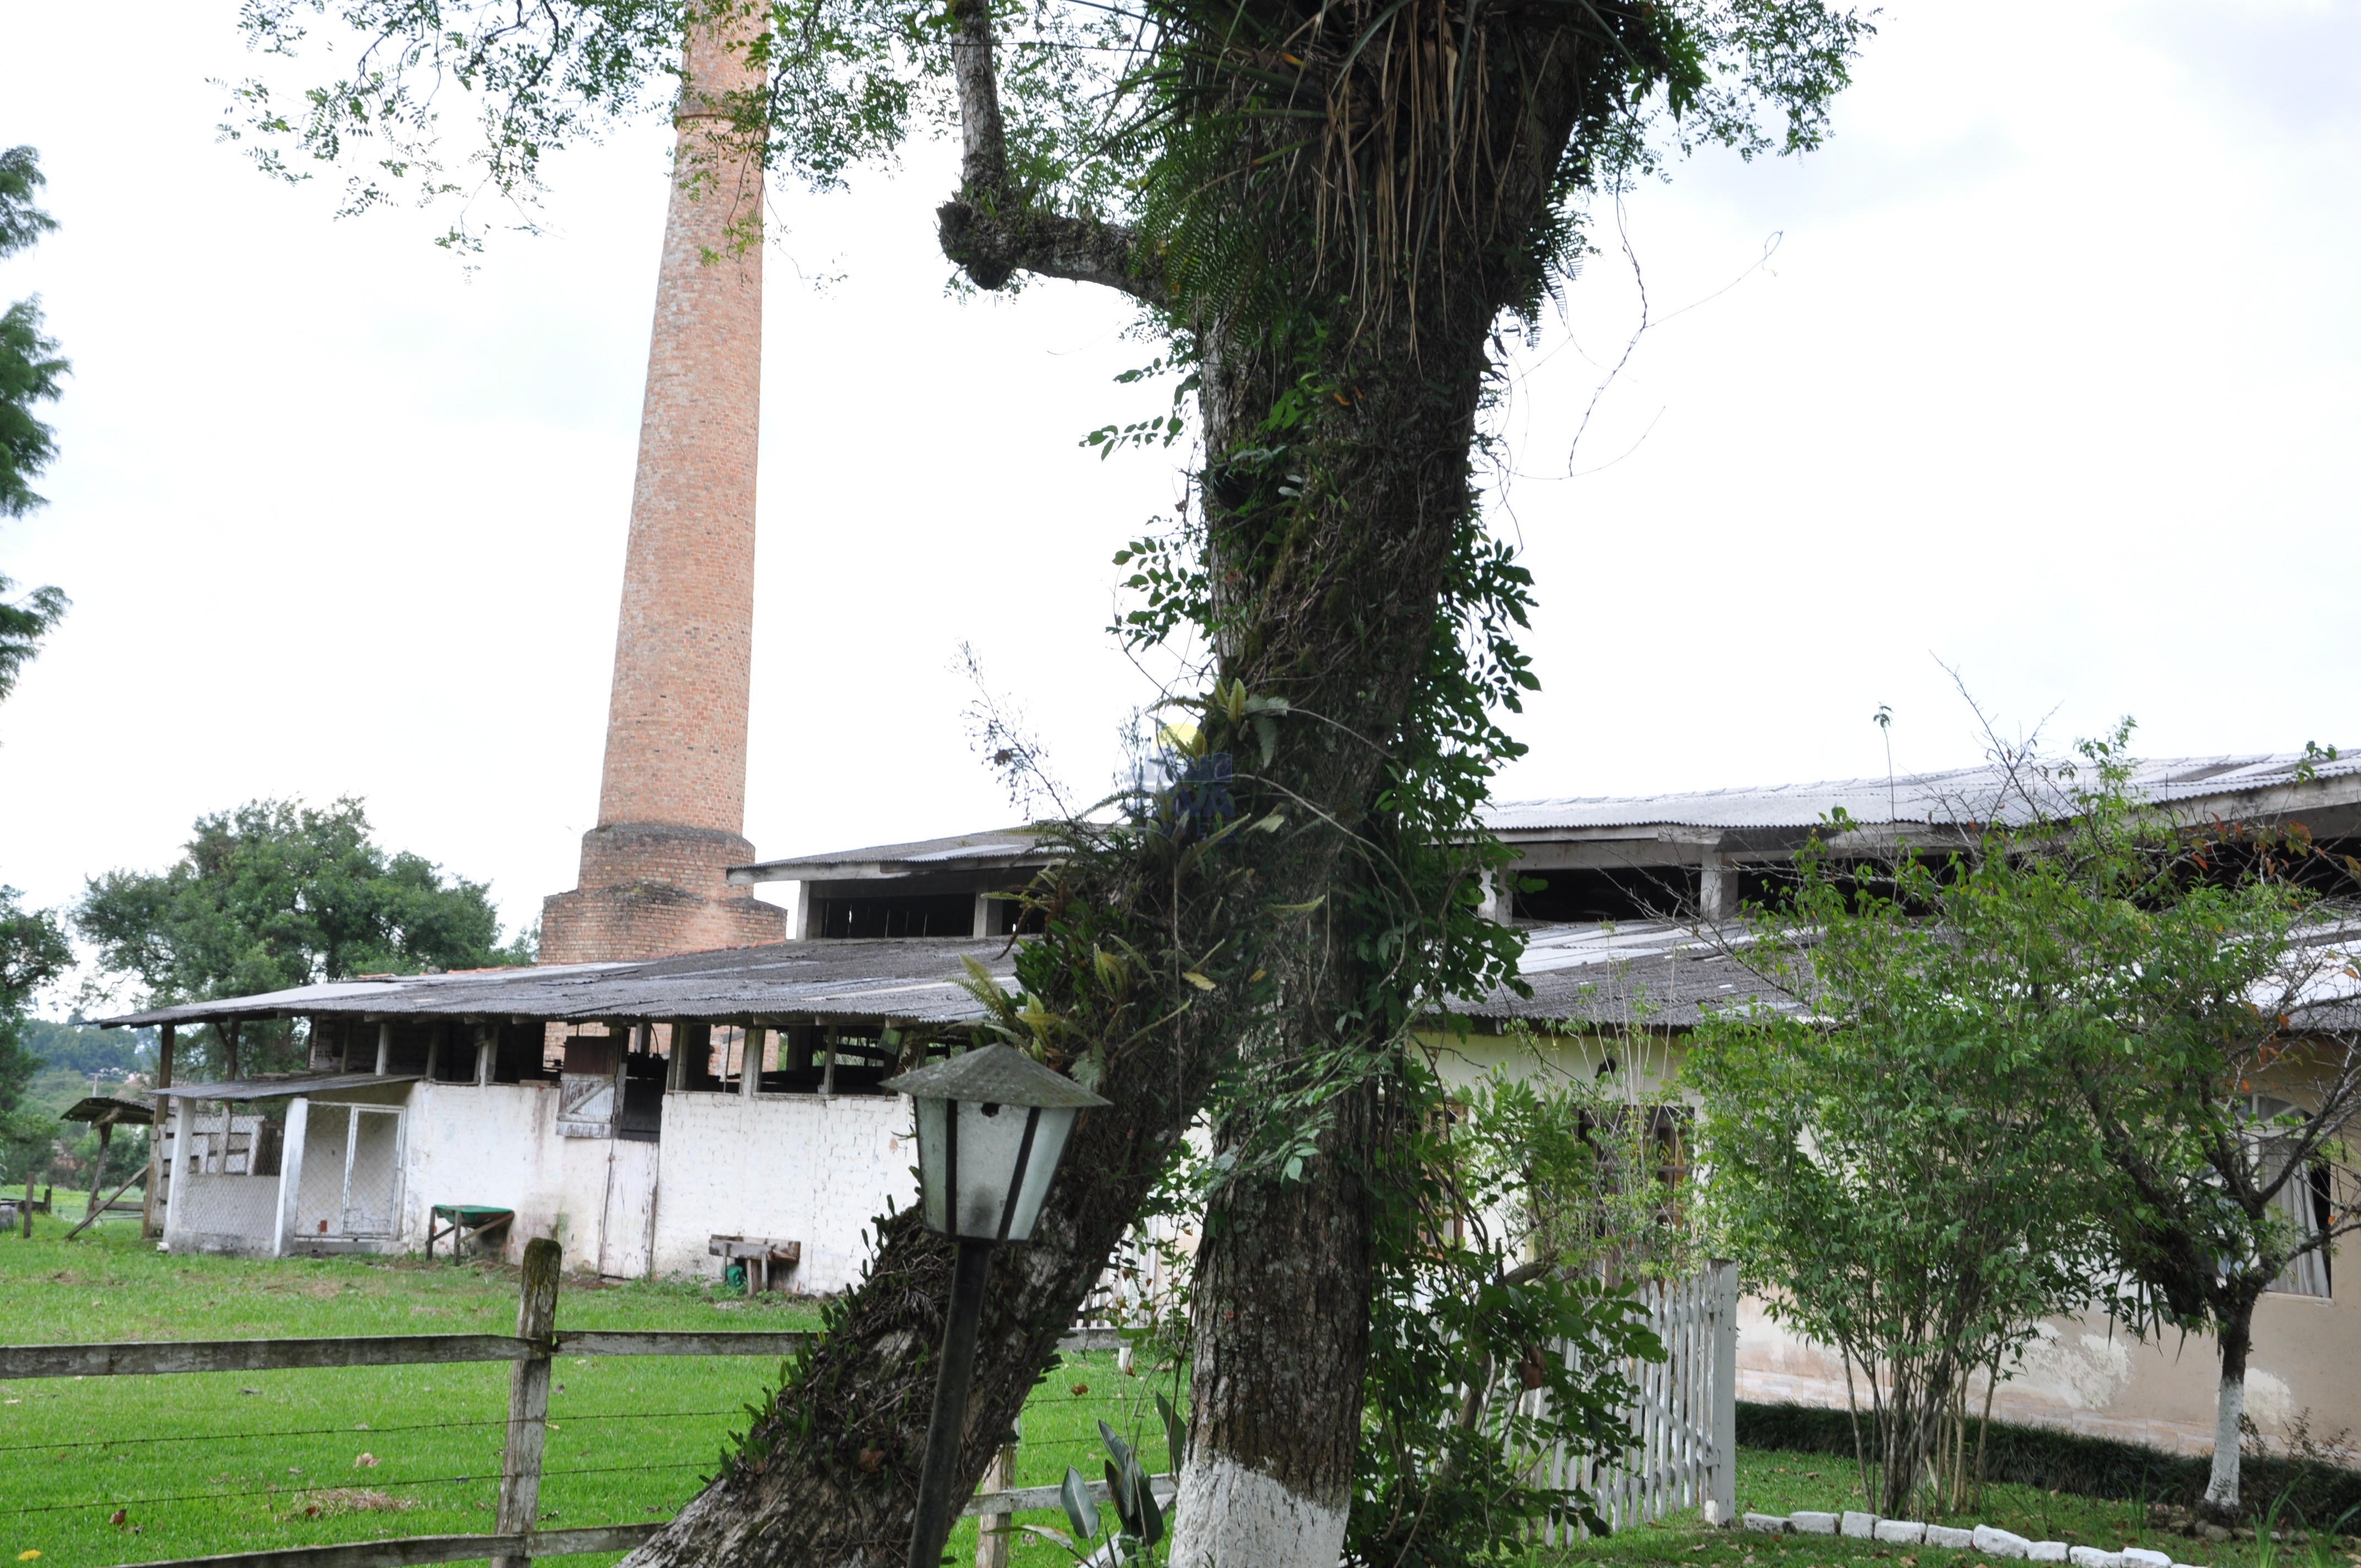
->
493, 1238, 562, 1568
663, 1020, 686, 1093
375, 1021, 393, 1076
820, 1032, 836, 1098
477, 1025, 496, 1087
162, 1096, 194, 1253
1703, 1257, 1739, 1527
975, 1415, 1021, 1568
426, 1023, 443, 1083
742, 1025, 764, 1099
225, 1019, 241, 1082
85, 1121, 113, 1223
145, 1023, 174, 1238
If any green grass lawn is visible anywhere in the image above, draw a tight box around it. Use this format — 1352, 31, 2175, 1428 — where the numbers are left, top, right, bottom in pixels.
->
15, 1226, 2339, 1568
1534, 1448, 2360, 1568
0, 1216, 1169, 1568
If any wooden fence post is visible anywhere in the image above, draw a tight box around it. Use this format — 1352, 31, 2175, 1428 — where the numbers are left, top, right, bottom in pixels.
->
1703, 1257, 1739, 1528
975, 1413, 1021, 1568
494, 1238, 562, 1568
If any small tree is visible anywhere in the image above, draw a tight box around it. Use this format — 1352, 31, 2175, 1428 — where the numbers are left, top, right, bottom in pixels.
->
78, 797, 533, 1076
2023, 734, 2361, 1520
0, 885, 71, 1116
1687, 833, 2115, 1518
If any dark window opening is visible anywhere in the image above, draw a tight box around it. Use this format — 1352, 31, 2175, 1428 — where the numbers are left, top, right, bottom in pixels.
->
815, 894, 976, 939
1514, 867, 1698, 923
619, 1054, 665, 1141
490, 1022, 551, 1084
983, 892, 1045, 937
431, 1029, 479, 1083
676, 1022, 722, 1091
755, 1026, 899, 1095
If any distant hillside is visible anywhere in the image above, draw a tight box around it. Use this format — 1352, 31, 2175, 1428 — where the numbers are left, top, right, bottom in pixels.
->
23, 1019, 152, 1080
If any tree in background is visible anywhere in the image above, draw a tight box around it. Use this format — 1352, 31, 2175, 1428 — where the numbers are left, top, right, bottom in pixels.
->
77, 797, 534, 1077
0, 144, 69, 698
226, 2, 1867, 1560
0, 885, 72, 1199
2021, 732, 2361, 1521
19, 1017, 151, 1081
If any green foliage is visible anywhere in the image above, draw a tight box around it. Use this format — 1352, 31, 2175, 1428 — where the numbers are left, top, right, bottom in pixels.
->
18, 1017, 152, 1079
1, 143, 68, 523
0, 145, 71, 695
1346, 1054, 1661, 1566
75, 797, 534, 1076
1687, 817, 2117, 1516
0, 885, 73, 1116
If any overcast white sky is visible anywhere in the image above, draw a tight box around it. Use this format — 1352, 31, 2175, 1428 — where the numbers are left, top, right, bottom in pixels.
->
1, 1, 2355, 955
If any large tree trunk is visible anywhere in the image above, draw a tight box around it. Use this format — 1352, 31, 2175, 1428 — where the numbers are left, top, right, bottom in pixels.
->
1171, 1084, 1375, 1567
621, 3, 1663, 1561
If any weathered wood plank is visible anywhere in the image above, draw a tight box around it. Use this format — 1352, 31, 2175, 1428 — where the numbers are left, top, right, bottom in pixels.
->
0, 1335, 532, 1380
551, 1331, 810, 1358
97, 1525, 665, 1568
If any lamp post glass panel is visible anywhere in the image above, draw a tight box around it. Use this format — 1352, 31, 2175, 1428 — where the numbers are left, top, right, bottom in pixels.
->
882, 1044, 1108, 1568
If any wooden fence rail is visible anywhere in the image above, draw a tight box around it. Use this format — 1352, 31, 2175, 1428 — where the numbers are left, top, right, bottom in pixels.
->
8, 1246, 1136, 1568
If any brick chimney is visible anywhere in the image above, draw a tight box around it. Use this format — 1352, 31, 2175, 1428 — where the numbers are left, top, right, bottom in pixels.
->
541, 14, 787, 963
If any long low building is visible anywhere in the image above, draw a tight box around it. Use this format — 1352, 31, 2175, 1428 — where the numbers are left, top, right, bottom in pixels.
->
102, 939, 1021, 1289
99, 750, 2361, 1460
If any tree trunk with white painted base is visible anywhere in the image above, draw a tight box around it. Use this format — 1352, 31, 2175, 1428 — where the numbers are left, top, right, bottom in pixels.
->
2202, 1301, 2254, 1518
1170, 1085, 1375, 1568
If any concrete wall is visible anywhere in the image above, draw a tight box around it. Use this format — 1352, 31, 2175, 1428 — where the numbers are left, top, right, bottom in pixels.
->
1735, 1291, 2360, 1456
389, 1079, 567, 1262
170, 1172, 279, 1255
651, 1091, 915, 1293
1418, 1022, 2359, 1456
376, 1079, 911, 1290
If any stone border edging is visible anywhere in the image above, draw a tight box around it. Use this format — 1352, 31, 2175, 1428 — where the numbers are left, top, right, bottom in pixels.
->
1740, 1509, 2197, 1568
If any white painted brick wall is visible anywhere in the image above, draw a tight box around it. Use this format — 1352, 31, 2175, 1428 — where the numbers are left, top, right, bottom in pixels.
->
651, 1092, 916, 1292
396, 1080, 565, 1262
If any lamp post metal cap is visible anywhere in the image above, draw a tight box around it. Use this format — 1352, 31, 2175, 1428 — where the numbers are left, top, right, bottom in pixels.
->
881, 1043, 1110, 1108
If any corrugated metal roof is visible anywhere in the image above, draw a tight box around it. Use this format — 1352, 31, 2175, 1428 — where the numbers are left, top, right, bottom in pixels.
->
1448, 919, 1797, 1029
160, 1072, 425, 1102
96, 939, 1016, 1031
1481, 751, 2361, 834
729, 828, 1051, 884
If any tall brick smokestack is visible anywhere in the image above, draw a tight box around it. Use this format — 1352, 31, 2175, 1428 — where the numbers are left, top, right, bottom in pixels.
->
541, 12, 787, 963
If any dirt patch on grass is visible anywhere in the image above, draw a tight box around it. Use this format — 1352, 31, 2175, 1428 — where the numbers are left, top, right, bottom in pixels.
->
285, 1489, 417, 1519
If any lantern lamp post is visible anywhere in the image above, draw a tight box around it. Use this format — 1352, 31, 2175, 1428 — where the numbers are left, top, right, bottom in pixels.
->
882, 1043, 1109, 1568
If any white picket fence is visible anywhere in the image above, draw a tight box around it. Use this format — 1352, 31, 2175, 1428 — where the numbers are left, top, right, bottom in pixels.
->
1521, 1257, 1739, 1543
